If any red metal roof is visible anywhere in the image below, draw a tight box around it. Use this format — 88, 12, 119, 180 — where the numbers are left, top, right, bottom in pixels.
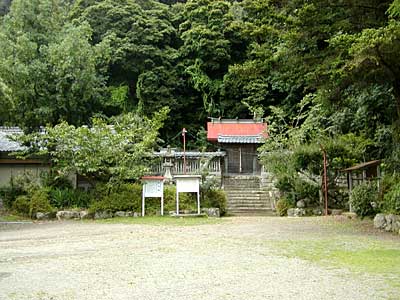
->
207, 120, 268, 142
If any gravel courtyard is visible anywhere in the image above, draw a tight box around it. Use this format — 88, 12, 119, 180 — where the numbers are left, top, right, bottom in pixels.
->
0, 217, 398, 300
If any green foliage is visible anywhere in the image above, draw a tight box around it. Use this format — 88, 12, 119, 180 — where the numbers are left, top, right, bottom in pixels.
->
15, 107, 169, 182
89, 183, 142, 213
275, 198, 293, 217
202, 189, 227, 216
0, 0, 111, 130
383, 177, 400, 214
12, 195, 30, 216
350, 182, 379, 218
29, 188, 54, 217
49, 188, 92, 209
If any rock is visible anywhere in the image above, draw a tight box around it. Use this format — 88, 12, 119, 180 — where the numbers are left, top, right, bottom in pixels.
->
36, 211, 56, 220
385, 214, 399, 232
313, 208, 323, 216
287, 208, 295, 217
374, 214, 386, 229
201, 208, 220, 218
287, 208, 306, 217
56, 210, 80, 220
133, 212, 139, 218
296, 200, 306, 208
114, 211, 127, 217
94, 210, 113, 219
79, 210, 91, 220
331, 209, 343, 216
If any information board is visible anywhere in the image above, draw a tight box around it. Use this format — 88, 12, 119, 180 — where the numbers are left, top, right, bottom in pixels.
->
143, 180, 163, 198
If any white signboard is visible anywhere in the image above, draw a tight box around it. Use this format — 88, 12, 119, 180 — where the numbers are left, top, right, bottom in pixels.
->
176, 177, 200, 193
143, 180, 163, 198
142, 177, 165, 217
174, 175, 201, 215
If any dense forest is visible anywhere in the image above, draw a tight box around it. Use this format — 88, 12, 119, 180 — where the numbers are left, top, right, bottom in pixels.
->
0, 0, 399, 160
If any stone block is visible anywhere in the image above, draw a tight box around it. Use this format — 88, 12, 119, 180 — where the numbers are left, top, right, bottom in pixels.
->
79, 210, 91, 219
331, 209, 343, 216
114, 211, 127, 217
374, 214, 386, 229
56, 210, 80, 220
94, 210, 113, 219
287, 208, 306, 217
201, 208, 220, 218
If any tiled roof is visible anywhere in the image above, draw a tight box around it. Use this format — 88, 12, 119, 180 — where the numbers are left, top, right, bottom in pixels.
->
0, 127, 25, 152
217, 135, 264, 144
207, 119, 267, 142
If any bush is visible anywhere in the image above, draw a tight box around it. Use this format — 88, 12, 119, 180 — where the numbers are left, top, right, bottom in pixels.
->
12, 195, 30, 216
276, 198, 293, 216
350, 182, 378, 218
89, 183, 142, 213
203, 189, 227, 216
383, 183, 400, 214
29, 188, 54, 217
162, 184, 195, 213
50, 188, 92, 209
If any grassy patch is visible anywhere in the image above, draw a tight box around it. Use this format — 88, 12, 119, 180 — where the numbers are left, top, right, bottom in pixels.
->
0, 213, 31, 222
92, 215, 226, 226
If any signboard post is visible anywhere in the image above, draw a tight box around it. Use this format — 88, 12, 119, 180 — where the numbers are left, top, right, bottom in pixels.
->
174, 175, 201, 215
141, 176, 165, 217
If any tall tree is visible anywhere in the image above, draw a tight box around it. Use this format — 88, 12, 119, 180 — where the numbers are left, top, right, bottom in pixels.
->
0, 0, 111, 131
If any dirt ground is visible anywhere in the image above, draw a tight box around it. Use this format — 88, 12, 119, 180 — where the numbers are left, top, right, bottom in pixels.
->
0, 217, 398, 300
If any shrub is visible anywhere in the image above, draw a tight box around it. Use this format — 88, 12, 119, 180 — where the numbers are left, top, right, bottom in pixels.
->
50, 188, 92, 209
383, 183, 400, 214
12, 195, 30, 216
276, 198, 293, 216
162, 184, 195, 213
89, 183, 141, 213
350, 182, 378, 218
29, 188, 54, 217
203, 189, 227, 216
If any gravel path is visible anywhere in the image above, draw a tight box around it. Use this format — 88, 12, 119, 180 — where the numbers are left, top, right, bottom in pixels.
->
0, 217, 395, 300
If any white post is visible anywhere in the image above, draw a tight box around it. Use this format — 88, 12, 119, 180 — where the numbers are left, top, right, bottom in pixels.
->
197, 191, 200, 215
161, 194, 164, 216
142, 190, 145, 217
176, 189, 179, 215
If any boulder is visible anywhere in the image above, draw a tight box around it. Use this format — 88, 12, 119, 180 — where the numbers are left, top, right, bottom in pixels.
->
385, 214, 400, 232
56, 210, 80, 220
313, 208, 323, 216
114, 211, 127, 217
296, 200, 306, 208
374, 214, 386, 229
201, 208, 220, 218
331, 209, 343, 216
79, 210, 91, 220
36, 212, 54, 220
287, 208, 306, 217
94, 210, 113, 219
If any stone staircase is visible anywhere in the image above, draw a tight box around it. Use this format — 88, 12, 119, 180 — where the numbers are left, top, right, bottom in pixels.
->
223, 176, 275, 216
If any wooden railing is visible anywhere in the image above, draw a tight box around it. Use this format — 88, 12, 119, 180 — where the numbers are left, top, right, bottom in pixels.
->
151, 150, 225, 176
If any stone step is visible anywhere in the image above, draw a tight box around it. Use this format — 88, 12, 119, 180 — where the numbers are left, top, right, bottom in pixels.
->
228, 205, 272, 210
227, 208, 275, 216
228, 200, 271, 205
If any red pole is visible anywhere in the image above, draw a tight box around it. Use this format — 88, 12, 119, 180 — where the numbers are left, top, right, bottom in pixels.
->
320, 145, 328, 216
182, 128, 187, 174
